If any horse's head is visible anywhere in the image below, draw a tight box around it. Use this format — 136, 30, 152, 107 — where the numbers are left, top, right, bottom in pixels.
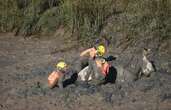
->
141, 48, 155, 77
143, 48, 151, 57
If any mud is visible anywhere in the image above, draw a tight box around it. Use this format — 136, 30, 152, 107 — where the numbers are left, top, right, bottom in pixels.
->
0, 34, 171, 110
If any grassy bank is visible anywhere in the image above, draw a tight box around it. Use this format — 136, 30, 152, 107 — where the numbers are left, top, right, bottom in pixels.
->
0, 0, 170, 45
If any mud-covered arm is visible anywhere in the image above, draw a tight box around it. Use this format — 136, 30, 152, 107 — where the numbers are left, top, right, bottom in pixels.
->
80, 48, 92, 57
58, 74, 65, 89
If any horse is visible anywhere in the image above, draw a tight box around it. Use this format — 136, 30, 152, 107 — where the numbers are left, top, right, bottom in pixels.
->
78, 48, 155, 84
114, 48, 155, 83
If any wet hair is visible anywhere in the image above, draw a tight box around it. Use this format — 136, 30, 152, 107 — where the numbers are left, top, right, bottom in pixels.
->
95, 56, 106, 63
94, 45, 97, 50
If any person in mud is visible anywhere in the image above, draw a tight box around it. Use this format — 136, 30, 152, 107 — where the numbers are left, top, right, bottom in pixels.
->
77, 45, 108, 84
78, 56, 112, 84
48, 61, 68, 89
73, 44, 106, 73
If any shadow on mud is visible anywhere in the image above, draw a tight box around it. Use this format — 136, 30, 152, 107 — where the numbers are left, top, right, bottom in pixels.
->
63, 55, 117, 87
105, 66, 117, 84
63, 67, 117, 87
104, 55, 117, 84
63, 73, 78, 88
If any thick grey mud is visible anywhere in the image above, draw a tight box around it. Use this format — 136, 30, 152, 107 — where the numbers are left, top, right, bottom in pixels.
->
0, 34, 170, 110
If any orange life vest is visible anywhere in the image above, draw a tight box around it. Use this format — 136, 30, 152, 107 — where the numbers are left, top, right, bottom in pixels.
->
95, 60, 110, 76
48, 71, 63, 88
101, 62, 110, 76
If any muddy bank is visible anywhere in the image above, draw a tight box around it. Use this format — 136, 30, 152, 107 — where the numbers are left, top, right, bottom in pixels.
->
0, 34, 171, 110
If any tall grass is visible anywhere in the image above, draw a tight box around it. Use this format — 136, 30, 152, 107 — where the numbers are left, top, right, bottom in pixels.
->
0, 0, 170, 45
58, 0, 115, 45
0, 0, 22, 32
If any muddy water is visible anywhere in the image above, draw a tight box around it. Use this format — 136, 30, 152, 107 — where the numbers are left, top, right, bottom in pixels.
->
0, 34, 170, 110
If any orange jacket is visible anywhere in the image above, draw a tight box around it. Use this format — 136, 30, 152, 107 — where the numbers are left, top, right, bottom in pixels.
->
48, 70, 63, 88
95, 60, 110, 76
80, 47, 97, 59
101, 62, 110, 76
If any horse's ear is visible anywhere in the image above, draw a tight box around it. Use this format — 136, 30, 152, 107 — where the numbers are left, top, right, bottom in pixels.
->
143, 48, 151, 52
143, 48, 151, 56
143, 48, 148, 51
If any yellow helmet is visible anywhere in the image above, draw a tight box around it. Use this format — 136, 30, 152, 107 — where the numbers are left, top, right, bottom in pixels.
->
97, 45, 105, 56
56, 61, 67, 70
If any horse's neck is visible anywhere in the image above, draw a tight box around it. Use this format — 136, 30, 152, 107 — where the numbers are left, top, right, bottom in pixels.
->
143, 54, 148, 63
142, 53, 154, 69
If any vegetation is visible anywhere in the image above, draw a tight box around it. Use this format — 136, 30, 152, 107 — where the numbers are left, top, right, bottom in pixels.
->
0, 0, 170, 45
